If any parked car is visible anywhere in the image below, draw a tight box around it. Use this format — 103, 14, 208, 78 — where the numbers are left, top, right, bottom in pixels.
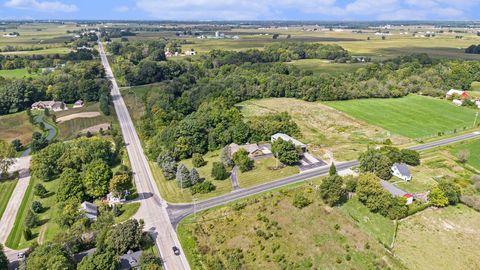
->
172, 246, 180, 255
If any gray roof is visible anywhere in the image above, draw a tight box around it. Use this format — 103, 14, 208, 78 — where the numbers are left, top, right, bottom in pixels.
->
81, 202, 98, 216
271, 133, 306, 148
380, 180, 408, 197
119, 250, 142, 269
392, 162, 411, 177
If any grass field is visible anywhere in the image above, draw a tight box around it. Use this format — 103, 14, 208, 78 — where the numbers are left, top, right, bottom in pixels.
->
0, 111, 39, 145
0, 68, 39, 78
239, 98, 409, 161
0, 47, 71, 55
6, 176, 60, 249
394, 205, 480, 270
178, 184, 405, 269
114, 202, 141, 224
326, 95, 479, 139
471, 82, 480, 92
448, 139, 480, 170
289, 59, 366, 75
0, 180, 18, 220
237, 157, 299, 188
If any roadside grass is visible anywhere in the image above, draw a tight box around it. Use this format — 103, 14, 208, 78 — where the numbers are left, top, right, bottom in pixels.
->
236, 157, 299, 188
239, 98, 409, 161
340, 197, 395, 246
0, 111, 39, 145
394, 205, 480, 270
149, 159, 232, 204
0, 179, 18, 219
178, 184, 405, 270
447, 139, 480, 170
0, 68, 39, 79
6, 177, 60, 249
288, 59, 366, 75
114, 202, 141, 223
325, 95, 479, 139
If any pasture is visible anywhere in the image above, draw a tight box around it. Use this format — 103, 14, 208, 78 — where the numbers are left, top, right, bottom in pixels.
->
240, 98, 409, 161
178, 184, 405, 269
394, 205, 480, 270
326, 95, 479, 139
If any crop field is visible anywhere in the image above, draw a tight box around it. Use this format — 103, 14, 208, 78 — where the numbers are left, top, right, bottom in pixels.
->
178, 184, 405, 269
240, 98, 409, 161
0, 180, 18, 220
0, 111, 39, 145
326, 95, 479, 139
288, 59, 366, 75
394, 205, 480, 270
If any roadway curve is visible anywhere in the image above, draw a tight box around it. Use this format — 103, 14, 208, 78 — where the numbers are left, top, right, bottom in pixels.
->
167, 131, 480, 227
97, 40, 190, 270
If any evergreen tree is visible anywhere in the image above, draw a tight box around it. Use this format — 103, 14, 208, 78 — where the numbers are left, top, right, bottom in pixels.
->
190, 168, 201, 185
176, 164, 192, 188
329, 162, 337, 176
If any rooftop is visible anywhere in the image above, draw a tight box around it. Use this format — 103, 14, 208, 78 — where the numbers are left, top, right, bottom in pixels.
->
271, 133, 306, 148
392, 162, 411, 177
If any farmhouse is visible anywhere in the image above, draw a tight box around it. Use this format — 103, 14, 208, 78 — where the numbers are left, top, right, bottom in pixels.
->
380, 180, 413, 205
446, 89, 469, 99
391, 162, 412, 181
271, 133, 307, 152
165, 51, 173, 58
80, 202, 98, 221
31, 100, 67, 112
229, 143, 271, 158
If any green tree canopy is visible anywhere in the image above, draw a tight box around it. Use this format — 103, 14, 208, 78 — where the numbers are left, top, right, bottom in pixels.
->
271, 137, 300, 166
319, 175, 346, 206
82, 159, 113, 198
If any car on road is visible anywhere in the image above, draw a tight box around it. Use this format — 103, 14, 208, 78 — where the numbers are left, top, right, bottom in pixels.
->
172, 246, 180, 255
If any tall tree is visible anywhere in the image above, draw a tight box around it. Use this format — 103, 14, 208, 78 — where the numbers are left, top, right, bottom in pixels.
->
0, 139, 14, 177
319, 174, 346, 206
232, 149, 254, 172
26, 243, 75, 270
176, 163, 192, 188
82, 159, 113, 198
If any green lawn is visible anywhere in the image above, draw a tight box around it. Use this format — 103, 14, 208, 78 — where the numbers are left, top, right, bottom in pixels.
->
470, 82, 480, 92
326, 95, 479, 139
0, 180, 18, 219
0, 68, 39, 79
114, 202, 141, 223
448, 139, 480, 170
237, 157, 299, 188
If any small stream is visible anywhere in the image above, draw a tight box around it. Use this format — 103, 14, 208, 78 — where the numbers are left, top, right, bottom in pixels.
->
21, 114, 56, 157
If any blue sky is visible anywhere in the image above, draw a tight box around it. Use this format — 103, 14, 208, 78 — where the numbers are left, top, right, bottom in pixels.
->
1, 0, 479, 21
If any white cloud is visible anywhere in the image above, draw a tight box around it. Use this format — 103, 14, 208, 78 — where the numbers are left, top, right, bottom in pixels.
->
134, 0, 474, 20
5, 0, 78, 12
114, 5, 131, 13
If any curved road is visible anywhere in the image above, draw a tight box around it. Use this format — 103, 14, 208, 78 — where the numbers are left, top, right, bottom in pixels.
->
167, 131, 480, 227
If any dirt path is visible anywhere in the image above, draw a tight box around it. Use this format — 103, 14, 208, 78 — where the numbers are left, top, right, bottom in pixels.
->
56, 112, 100, 123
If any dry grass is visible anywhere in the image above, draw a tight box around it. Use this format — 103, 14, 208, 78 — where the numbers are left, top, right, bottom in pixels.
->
239, 98, 409, 161
0, 111, 39, 145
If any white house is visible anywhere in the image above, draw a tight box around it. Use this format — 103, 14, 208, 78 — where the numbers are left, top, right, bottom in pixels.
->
452, 99, 463, 106
73, 100, 84, 108
271, 133, 307, 152
31, 101, 67, 112
80, 202, 98, 221
106, 192, 126, 206
184, 50, 196, 56
391, 162, 412, 181
446, 89, 469, 99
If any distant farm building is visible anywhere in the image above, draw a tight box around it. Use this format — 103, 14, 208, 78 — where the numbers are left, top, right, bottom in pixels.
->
31, 101, 67, 112
446, 89, 469, 99
391, 162, 412, 181
229, 143, 271, 158
271, 133, 307, 152
73, 100, 84, 108
380, 180, 413, 205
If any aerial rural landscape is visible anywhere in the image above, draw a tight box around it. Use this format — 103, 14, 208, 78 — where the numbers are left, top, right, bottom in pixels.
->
0, 1, 479, 270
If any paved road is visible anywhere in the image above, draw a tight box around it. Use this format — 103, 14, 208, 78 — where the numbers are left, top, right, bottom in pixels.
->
167, 131, 480, 227
0, 156, 31, 264
97, 40, 190, 270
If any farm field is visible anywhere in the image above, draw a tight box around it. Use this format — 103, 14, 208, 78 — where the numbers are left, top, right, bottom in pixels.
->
326, 95, 479, 139
288, 59, 366, 75
0, 180, 18, 220
0, 111, 39, 145
0, 68, 39, 78
178, 183, 405, 269
394, 205, 480, 270
239, 98, 409, 161
237, 157, 299, 188
0, 47, 71, 55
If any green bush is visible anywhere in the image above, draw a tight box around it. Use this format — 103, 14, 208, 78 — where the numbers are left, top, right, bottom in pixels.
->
292, 192, 311, 209
211, 162, 229, 180
31, 201, 43, 214
192, 153, 207, 168
191, 181, 216, 195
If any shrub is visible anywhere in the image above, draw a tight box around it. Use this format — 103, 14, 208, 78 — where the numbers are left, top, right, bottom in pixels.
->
192, 153, 207, 168
34, 183, 48, 198
292, 192, 311, 209
401, 149, 421, 166
211, 162, 229, 180
438, 180, 461, 205
191, 181, 216, 194
31, 201, 43, 214
23, 228, 32, 241
457, 149, 470, 163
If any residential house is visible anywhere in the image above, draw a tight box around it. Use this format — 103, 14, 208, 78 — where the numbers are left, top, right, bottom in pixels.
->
229, 143, 270, 158
80, 202, 98, 221
391, 162, 412, 181
31, 101, 67, 112
119, 250, 142, 270
73, 100, 84, 108
452, 99, 463, 106
446, 89, 469, 99
106, 192, 126, 206
271, 133, 307, 152
380, 180, 413, 205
